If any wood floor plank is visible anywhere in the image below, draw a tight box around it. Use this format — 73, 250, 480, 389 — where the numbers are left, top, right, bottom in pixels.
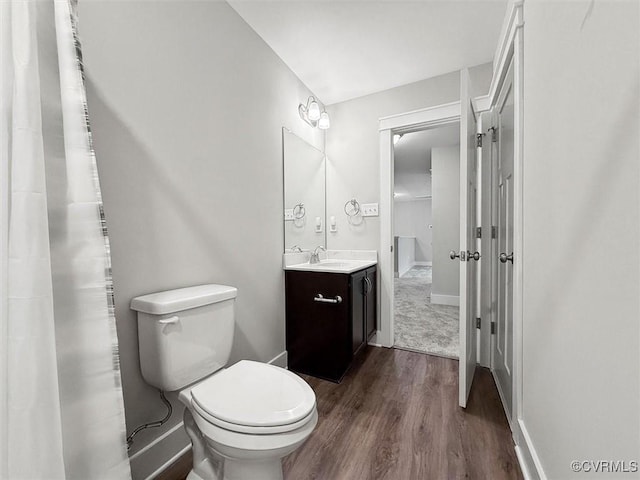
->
161, 347, 522, 480
283, 347, 522, 480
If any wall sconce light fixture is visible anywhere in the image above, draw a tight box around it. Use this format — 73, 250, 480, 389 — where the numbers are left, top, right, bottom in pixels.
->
299, 96, 330, 130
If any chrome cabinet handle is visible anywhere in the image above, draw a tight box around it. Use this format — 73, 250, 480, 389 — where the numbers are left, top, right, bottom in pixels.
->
449, 250, 466, 261
499, 252, 514, 264
467, 251, 480, 261
314, 294, 342, 304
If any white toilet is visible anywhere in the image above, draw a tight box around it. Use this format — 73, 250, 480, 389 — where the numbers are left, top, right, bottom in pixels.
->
131, 284, 318, 480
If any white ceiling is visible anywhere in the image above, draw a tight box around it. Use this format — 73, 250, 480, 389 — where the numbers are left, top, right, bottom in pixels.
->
394, 124, 459, 174
228, 0, 507, 105
394, 124, 460, 200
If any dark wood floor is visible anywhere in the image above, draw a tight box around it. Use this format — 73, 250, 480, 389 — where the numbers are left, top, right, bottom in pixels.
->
159, 347, 522, 480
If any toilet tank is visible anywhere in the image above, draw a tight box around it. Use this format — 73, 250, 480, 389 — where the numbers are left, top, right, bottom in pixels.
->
131, 284, 237, 392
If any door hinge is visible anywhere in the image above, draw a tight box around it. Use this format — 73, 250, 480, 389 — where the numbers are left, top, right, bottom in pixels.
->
476, 318, 481, 329
491, 226, 497, 239
488, 126, 497, 143
491, 321, 496, 334
390, 245, 393, 252
476, 133, 485, 148
476, 227, 482, 238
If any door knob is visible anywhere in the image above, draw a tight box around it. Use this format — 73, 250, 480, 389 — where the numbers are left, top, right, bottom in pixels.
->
449, 250, 466, 261
499, 252, 514, 264
467, 251, 480, 261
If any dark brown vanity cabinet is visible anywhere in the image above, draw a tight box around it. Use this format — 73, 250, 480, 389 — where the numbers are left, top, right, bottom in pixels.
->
285, 266, 377, 382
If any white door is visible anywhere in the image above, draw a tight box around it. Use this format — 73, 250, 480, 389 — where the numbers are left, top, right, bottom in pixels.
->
492, 60, 515, 419
458, 68, 480, 408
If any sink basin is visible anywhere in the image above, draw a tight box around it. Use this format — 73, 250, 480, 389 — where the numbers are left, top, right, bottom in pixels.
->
303, 260, 351, 269
284, 258, 377, 274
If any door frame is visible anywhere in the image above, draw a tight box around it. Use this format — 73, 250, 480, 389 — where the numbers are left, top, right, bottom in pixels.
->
376, 0, 531, 475
485, 1, 532, 474
376, 96, 490, 349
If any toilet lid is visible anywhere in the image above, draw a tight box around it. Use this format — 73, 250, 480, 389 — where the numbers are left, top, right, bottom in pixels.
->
190, 360, 316, 428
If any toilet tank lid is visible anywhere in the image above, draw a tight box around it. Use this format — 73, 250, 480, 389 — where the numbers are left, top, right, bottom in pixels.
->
130, 284, 237, 315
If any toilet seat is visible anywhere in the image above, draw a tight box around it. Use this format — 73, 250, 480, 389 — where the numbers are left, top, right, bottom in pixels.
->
191, 401, 317, 435
190, 360, 316, 435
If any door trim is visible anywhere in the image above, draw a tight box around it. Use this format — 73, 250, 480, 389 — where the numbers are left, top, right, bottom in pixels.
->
376, 97, 489, 349
487, 2, 543, 479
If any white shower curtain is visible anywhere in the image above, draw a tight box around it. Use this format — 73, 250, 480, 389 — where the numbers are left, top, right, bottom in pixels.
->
0, 1, 131, 478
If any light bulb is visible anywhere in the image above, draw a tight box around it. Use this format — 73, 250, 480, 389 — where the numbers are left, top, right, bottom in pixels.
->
308, 100, 321, 121
318, 111, 330, 129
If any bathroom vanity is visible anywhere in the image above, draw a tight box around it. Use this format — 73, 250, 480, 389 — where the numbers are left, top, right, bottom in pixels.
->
281, 132, 377, 382
284, 258, 377, 382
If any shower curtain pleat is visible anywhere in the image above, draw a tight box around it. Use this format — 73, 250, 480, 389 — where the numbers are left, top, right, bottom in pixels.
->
1, 1, 131, 478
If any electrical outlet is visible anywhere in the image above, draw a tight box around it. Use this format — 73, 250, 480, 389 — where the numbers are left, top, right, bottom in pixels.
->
361, 203, 379, 217
284, 209, 294, 221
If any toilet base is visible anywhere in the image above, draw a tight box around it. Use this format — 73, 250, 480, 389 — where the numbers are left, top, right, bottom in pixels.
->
183, 408, 309, 480
186, 460, 283, 480
221, 459, 283, 480
186, 470, 205, 480
183, 398, 317, 480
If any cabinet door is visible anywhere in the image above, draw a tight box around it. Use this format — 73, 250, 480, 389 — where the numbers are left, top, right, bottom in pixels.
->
365, 267, 377, 340
350, 270, 366, 354
285, 271, 351, 382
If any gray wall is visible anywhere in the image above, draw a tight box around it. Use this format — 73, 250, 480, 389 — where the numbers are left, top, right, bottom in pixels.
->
393, 199, 432, 263
325, 64, 492, 253
521, 1, 639, 478
78, 2, 323, 477
431, 147, 460, 301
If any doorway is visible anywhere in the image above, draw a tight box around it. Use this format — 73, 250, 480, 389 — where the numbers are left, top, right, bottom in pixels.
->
378, 86, 489, 408
392, 125, 461, 358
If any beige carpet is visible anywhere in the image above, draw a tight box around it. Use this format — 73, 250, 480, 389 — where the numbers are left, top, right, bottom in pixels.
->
393, 266, 459, 359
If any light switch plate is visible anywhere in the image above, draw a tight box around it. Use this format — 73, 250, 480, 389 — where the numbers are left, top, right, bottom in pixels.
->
284, 209, 294, 221
362, 203, 379, 217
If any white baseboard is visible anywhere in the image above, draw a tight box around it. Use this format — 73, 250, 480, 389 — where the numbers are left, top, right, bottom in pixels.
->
268, 350, 288, 368
430, 293, 459, 306
515, 445, 535, 480
145, 444, 191, 480
129, 421, 190, 480
398, 264, 412, 277
414, 261, 432, 266
516, 419, 546, 480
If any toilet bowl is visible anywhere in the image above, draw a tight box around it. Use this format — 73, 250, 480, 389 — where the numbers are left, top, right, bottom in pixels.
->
130, 285, 318, 480
180, 360, 317, 480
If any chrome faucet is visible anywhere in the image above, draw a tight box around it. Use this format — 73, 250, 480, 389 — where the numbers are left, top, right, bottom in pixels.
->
309, 246, 326, 264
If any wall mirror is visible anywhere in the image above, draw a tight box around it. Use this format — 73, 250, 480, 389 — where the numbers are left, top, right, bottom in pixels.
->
282, 128, 326, 252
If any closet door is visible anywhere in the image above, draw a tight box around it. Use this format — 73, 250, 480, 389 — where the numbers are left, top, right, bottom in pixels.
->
492, 59, 515, 419
458, 68, 480, 408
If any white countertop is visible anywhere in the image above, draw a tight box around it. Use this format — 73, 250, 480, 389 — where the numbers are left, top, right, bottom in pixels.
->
283, 250, 377, 274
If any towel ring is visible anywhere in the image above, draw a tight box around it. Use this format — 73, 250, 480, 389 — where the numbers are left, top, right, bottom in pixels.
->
344, 198, 361, 217
292, 203, 306, 219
